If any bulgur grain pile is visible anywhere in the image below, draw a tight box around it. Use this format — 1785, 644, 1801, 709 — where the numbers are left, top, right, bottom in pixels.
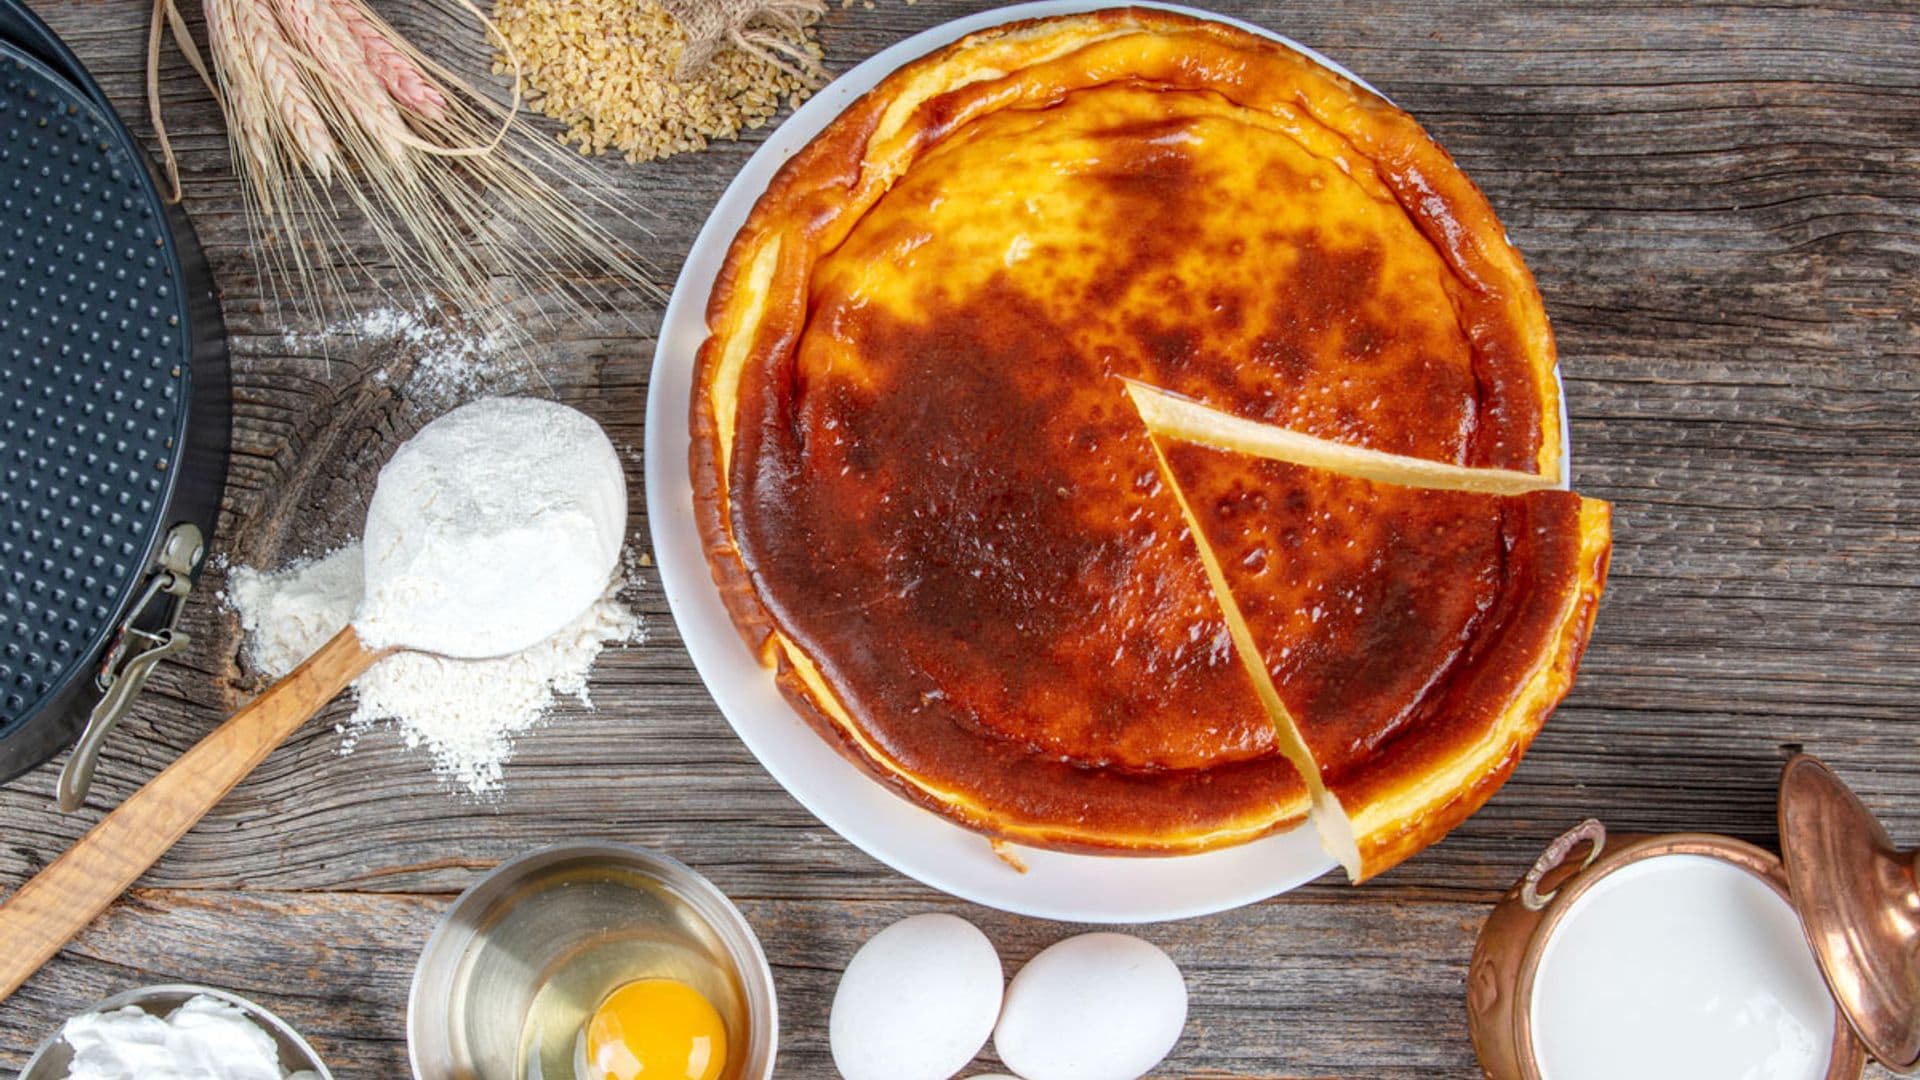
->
493, 0, 820, 163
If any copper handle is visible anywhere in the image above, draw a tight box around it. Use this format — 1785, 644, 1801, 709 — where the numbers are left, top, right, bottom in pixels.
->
1521, 819, 1606, 911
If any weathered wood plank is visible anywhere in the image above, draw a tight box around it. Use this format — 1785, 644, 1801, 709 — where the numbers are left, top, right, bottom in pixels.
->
13, 887, 1896, 1078
2, 887, 1904, 1077
2, 0, 1917, 1074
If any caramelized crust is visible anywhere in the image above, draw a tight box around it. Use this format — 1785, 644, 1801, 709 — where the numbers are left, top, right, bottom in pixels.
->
692, 9, 1579, 856
1157, 442, 1612, 879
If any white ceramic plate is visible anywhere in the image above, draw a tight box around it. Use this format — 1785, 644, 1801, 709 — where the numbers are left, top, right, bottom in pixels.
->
648, 2, 1450, 922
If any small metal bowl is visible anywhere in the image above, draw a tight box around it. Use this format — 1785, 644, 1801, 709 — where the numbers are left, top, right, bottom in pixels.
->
18, 983, 332, 1079
408, 842, 778, 1080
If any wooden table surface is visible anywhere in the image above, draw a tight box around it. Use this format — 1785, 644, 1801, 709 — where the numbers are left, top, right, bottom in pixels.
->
3, 0, 1918, 1075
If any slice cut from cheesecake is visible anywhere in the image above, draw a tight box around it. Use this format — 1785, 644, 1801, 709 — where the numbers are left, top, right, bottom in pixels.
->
1127, 379, 1564, 495
1136, 384, 1612, 881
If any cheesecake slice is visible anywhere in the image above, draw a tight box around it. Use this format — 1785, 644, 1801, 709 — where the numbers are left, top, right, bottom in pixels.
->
1137, 384, 1611, 881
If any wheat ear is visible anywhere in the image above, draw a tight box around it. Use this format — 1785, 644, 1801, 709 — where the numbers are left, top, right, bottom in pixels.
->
272, 0, 409, 163
217, 0, 336, 184
333, 0, 447, 120
204, 0, 281, 210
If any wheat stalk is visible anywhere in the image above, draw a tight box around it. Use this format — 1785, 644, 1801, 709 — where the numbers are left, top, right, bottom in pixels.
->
213, 0, 336, 184
333, 0, 447, 119
147, 0, 182, 202
151, 0, 658, 336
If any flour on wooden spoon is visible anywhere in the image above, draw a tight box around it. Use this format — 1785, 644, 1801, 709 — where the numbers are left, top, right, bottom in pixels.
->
227, 398, 642, 792
355, 397, 627, 657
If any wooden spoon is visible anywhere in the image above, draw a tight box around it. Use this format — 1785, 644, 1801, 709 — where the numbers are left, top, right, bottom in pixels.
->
0, 626, 388, 1003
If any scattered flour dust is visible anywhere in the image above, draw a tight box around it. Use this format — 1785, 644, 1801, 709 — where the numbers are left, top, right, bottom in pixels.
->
226, 544, 644, 794
350, 307, 504, 397
281, 306, 509, 398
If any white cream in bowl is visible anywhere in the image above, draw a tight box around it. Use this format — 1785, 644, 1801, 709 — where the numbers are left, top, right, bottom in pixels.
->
1529, 853, 1835, 1080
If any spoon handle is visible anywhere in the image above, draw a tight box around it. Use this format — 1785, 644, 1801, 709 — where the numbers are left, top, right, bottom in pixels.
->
0, 626, 381, 1004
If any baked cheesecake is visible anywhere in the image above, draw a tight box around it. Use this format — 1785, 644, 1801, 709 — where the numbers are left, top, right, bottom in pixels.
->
692, 8, 1607, 869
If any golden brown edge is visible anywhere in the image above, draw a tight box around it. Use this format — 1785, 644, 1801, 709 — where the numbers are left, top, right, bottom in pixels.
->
771, 635, 1310, 854
1344, 498, 1613, 880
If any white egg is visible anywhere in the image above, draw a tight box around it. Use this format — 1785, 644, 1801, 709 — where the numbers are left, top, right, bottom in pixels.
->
831, 913, 1004, 1080
994, 933, 1187, 1080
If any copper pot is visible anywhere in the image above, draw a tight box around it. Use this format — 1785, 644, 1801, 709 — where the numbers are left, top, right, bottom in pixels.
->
1468, 823, 1866, 1079
1468, 755, 1917, 1079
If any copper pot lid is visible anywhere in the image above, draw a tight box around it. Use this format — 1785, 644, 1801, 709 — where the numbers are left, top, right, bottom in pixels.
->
1779, 754, 1920, 1072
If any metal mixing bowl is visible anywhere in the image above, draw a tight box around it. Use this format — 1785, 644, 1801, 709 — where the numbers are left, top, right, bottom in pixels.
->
18, 983, 332, 1078
407, 842, 778, 1080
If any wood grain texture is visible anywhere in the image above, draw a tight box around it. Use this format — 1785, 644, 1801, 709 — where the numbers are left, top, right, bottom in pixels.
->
2, 0, 1917, 1075
0, 628, 379, 1002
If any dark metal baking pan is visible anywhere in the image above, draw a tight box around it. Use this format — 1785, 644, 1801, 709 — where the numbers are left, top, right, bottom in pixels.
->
0, 18, 229, 806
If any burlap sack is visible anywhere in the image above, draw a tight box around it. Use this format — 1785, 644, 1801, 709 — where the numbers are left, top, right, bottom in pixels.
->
659, 0, 826, 80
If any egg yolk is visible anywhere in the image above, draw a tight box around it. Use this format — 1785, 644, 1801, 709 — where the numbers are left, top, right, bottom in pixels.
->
583, 979, 729, 1080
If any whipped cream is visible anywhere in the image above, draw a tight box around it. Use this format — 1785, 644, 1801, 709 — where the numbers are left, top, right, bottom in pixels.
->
58, 994, 321, 1080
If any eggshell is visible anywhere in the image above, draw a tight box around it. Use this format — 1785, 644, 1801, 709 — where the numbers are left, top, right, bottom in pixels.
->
994, 933, 1187, 1080
831, 913, 1004, 1080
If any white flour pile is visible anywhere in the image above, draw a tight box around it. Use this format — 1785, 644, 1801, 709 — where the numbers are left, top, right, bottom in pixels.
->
227, 397, 642, 793
354, 398, 628, 658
